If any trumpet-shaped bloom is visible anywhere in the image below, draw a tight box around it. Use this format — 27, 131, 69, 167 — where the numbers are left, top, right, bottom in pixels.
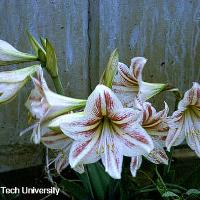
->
0, 65, 40, 104
0, 40, 37, 66
166, 82, 200, 157
112, 57, 166, 106
25, 68, 86, 121
60, 84, 154, 179
24, 68, 86, 144
130, 101, 169, 176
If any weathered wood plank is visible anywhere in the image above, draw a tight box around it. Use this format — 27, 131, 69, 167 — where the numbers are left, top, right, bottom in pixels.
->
97, 0, 200, 111
0, 0, 89, 171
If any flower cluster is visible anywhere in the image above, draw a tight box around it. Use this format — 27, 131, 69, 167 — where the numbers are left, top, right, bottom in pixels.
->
0, 39, 199, 180
23, 57, 200, 179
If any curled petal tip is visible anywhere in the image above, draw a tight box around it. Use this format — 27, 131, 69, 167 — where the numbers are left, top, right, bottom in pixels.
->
131, 57, 147, 65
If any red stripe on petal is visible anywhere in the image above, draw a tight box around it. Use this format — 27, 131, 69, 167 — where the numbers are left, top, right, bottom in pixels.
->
131, 132, 149, 144
94, 94, 102, 117
73, 141, 90, 157
104, 91, 114, 115
147, 105, 152, 118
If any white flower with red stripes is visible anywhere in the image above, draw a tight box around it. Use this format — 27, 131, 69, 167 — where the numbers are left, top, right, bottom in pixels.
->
130, 100, 169, 176
112, 57, 166, 107
23, 68, 86, 144
166, 82, 200, 157
60, 84, 154, 179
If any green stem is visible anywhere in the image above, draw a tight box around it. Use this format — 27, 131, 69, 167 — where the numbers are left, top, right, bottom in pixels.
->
52, 76, 64, 95
164, 88, 182, 177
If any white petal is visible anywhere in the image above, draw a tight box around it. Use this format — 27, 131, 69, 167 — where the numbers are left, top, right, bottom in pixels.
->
73, 164, 85, 174
141, 102, 169, 134
99, 120, 123, 179
144, 140, 168, 165
0, 82, 25, 103
0, 66, 40, 104
0, 40, 37, 65
112, 62, 139, 107
130, 57, 147, 82
69, 133, 100, 168
26, 68, 86, 120
60, 113, 100, 141
84, 84, 123, 118
130, 156, 142, 177
113, 122, 154, 155
54, 145, 71, 173
138, 81, 166, 102
178, 82, 200, 111
166, 110, 186, 151
41, 130, 72, 149
184, 108, 200, 157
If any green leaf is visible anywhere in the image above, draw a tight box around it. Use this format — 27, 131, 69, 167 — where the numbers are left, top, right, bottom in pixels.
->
162, 191, 179, 197
40, 36, 47, 49
38, 49, 46, 65
46, 39, 59, 78
78, 163, 113, 200
59, 179, 90, 200
27, 31, 45, 58
186, 189, 200, 196
100, 49, 119, 88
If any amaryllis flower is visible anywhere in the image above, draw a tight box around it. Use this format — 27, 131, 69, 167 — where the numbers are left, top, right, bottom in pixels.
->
23, 68, 86, 143
0, 40, 37, 66
112, 57, 166, 107
25, 68, 86, 121
166, 82, 200, 157
60, 84, 154, 179
130, 101, 169, 176
0, 65, 40, 104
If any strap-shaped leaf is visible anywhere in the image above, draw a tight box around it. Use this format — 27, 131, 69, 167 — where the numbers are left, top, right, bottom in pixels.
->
78, 163, 113, 200
46, 39, 59, 78
27, 31, 45, 59
40, 36, 47, 50
59, 179, 90, 200
100, 49, 119, 88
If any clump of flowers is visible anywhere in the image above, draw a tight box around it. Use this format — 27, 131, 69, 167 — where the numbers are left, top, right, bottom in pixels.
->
0, 33, 199, 199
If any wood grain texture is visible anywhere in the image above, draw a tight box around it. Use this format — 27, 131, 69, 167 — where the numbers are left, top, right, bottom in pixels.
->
0, 0, 200, 171
97, 0, 200, 111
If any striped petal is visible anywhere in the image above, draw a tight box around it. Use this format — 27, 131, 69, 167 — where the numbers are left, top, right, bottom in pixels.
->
184, 108, 200, 157
130, 156, 142, 177
41, 129, 72, 149
113, 122, 154, 155
144, 139, 168, 165
54, 143, 72, 173
60, 113, 101, 142
26, 68, 86, 120
141, 102, 169, 136
99, 119, 123, 179
112, 60, 143, 107
130, 57, 147, 82
84, 84, 123, 118
69, 132, 100, 168
166, 83, 200, 153
178, 82, 200, 111
112, 57, 166, 106
166, 111, 185, 151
